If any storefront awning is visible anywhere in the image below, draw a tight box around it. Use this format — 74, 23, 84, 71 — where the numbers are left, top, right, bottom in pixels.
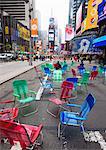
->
92, 35, 106, 47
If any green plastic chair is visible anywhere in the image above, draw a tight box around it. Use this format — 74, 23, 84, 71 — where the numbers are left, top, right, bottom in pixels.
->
70, 61, 75, 67
52, 70, 63, 89
78, 72, 90, 91
53, 70, 63, 82
98, 66, 104, 77
46, 63, 54, 71
13, 80, 37, 116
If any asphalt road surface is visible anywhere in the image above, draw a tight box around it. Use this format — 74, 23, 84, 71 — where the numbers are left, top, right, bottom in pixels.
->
0, 62, 106, 150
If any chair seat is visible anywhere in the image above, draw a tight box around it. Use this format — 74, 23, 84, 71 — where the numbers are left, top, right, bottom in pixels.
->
60, 111, 80, 126
0, 108, 18, 121
19, 97, 35, 104
49, 98, 65, 105
43, 83, 52, 89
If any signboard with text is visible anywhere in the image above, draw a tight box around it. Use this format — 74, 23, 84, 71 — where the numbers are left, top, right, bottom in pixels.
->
98, 0, 106, 23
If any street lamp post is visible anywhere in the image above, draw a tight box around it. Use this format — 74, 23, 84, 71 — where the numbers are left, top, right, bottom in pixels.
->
29, 1, 33, 66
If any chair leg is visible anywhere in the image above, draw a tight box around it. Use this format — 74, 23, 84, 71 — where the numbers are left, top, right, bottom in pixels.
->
20, 102, 38, 117
46, 101, 57, 117
57, 122, 61, 139
80, 122, 85, 133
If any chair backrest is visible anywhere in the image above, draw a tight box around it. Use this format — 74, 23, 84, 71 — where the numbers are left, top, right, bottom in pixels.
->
80, 93, 96, 118
44, 67, 51, 76
90, 71, 98, 80
81, 72, 90, 84
78, 67, 85, 76
62, 64, 67, 73
46, 63, 54, 70
13, 80, 28, 100
92, 66, 97, 71
53, 70, 62, 82
66, 77, 78, 89
71, 68, 76, 77
0, 119, 31, 148
98, 66, 104, 75
60, 81, 74, 100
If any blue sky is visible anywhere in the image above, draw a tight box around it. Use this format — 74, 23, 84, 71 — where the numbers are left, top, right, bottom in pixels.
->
36, 0, 69, 42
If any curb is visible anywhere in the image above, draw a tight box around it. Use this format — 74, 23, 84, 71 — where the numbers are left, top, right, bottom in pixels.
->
0, 61, 47, 85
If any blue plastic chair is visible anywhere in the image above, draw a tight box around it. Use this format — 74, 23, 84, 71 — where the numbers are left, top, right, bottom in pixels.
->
57, 93, 96, 138
62, 64, 68, 74
66, 77, 78, 90
92, 66, 97, 71
44, 67, 52, 77
78, 67, 85, 76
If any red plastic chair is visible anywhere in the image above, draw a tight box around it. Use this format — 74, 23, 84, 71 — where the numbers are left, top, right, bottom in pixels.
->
89, 71, 98, 80
47, 81, 74, 117
0, 119, 43, 149
0, 100, 18, 121
71, 68, 77, 77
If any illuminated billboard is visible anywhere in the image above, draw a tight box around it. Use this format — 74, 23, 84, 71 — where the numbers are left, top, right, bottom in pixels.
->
31, 18, 38, 37
76, 3, 82, 31
65, 25, 74, 41
81, 18, 87, 33
49, 34, 54, 41
71, 35, 97, 54
98, 0, 106, 23
81, 0, 102, 32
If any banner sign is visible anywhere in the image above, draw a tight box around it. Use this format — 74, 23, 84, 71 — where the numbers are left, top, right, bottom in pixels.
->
98, 0, 106, 23
65, 25, 74, 41
71, 35, 97, 54
31, 18, 38, 37
76, 3, 82, 31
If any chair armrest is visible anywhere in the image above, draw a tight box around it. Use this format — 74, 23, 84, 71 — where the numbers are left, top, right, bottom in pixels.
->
30, 124, 43, 143
29, 90, 37, 95
67, 115, 86, 121
13, 93, 20, 98
0, 100, 15, 104
67, 104, 81, 108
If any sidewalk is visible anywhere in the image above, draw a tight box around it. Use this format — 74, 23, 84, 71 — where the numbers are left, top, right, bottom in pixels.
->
0, 60, 46, 84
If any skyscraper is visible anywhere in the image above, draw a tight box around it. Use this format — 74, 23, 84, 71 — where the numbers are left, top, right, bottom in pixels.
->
68, 0, 88, 30
0, 0, 35, 27
72, 0, 82, 29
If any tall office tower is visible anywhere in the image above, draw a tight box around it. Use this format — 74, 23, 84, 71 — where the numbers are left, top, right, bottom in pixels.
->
0, 0, 34, 27
48, 17, 55, 52
69, 0, 88, 30
72, 0, 82, 29
68, 0, 73, 25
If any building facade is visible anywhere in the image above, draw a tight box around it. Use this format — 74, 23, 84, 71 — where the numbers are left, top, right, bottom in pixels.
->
92, 0, 106, 64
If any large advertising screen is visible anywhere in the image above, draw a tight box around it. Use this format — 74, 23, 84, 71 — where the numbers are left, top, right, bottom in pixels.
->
76, 3, 82, 31
98, 0, 106, 23
31, 18, 38, 37
81, 18, 87, 33
49, 34, 54, 41
65, 25, 74, 41
82, 0, 102, 32
71, 35, 97, 54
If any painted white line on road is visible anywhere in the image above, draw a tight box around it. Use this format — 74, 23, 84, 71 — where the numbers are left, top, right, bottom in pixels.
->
83, 131, 106, 150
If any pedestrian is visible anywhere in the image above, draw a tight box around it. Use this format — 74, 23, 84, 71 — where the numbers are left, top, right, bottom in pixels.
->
54, 61, 62, 70
89, 55, 92, 64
